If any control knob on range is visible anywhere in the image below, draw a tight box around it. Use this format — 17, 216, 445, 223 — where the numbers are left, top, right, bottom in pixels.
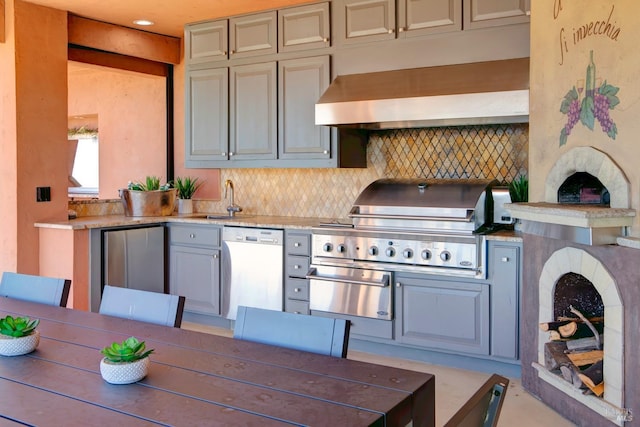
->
337, 244, 347, 254
440, 251, 452, 262
385, 247, 396, 257
421, 249, 432, 260
322, 243, 333, 252
368, 246, 379, 256
403, 249, 413, 259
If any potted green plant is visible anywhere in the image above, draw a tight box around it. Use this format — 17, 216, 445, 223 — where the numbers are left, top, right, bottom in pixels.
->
119, 175, 177, 217
508, 175, 529, 203
99, 336, 154, 384
173, 176, 203, 214
0, 315, 40, 356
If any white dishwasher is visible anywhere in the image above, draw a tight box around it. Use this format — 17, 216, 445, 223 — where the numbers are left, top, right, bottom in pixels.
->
221, 226, 284, 320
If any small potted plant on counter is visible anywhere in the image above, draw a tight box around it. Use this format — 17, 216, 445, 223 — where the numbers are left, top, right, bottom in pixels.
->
174, 176, 203, 214
99, 336, 154, 384
119, 176, 176, 217
0, 315, 40, 356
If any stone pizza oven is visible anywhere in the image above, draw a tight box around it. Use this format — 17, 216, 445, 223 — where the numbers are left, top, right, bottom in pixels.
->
509, 146, 638, 426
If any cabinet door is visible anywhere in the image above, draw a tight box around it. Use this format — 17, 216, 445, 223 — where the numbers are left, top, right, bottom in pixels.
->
337, 0, 396, 44
229, 11, 277, 59
185, 20, 228, 64
395, 275, 490, 355
170, 245, 221, 316
229, 62, 277, 161
185, 68, 229, 166
463, 0, 530, 30
278, 2, 331, 52
397, 0, 461, 38
278, 56, 331, 160
490, 243, 520, 360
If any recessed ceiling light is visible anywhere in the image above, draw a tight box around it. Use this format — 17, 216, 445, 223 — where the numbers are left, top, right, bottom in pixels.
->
133, 19, 154, 26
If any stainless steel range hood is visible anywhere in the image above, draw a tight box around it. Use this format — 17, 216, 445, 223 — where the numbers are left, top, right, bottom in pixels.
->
316, 58, 529, 129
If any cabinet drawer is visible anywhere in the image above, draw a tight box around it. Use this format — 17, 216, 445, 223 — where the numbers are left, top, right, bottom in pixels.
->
286, 232, 311, 255
286, 255, 310, 278
170, 225, 220, 247
285, 278, 309, 300
285, 299, 310, 315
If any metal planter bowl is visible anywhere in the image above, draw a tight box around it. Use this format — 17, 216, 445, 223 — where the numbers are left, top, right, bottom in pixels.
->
119, 188, 176, 217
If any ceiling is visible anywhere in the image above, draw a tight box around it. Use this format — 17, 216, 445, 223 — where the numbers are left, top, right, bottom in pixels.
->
27, 0, 314, 37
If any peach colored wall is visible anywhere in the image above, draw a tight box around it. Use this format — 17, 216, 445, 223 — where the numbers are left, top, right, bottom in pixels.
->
38, 228, 89, 310
68, 65, 167, 199
0, 0, 68, 274
0, 0, 18, 274
530, 0, 640, 235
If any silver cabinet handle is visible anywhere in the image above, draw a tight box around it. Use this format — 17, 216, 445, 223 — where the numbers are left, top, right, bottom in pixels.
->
213, 254, 218, 259
388, 29, 393, 34
398, 27, 405, 32
501, 257, 510, 262
323, 37, 329, 42
189, 233, 196, 238
294, 265, 300, 269
294, 242, 300, 247
229, 152, 234, 156
294, 288, 301, 292
323, 150, 328, 154
396, 282, 401, 288
221, 152, 226, 156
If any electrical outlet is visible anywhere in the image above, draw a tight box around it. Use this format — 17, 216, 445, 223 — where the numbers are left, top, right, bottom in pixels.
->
36, 187, 51, 202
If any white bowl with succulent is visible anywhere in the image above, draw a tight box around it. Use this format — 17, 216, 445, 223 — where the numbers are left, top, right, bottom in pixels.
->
173, 176, 203, 214
0, 315, 40, 356
100, 336, 155, 384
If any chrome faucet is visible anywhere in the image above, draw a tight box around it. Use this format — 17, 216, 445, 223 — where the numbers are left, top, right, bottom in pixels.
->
224, 179, 242, 217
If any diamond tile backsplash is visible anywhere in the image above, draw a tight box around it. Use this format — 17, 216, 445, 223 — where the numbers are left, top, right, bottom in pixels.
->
71, 124, 528, 219
203, 124, 528, 219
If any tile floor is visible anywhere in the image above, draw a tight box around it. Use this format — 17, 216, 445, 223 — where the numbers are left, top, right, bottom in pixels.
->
182, 321, 575, 426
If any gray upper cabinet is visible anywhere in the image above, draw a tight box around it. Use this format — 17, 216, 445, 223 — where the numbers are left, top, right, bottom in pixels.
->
229, 62, 278, 161
278, 2, 331, 52
397, 0, 461, 38
229, 11, 277, 59
336, 0, 396, 44
185, 67, 229, 166
185, 20, 229, 64
463, 0, 530, 30
278, 56, 331, 160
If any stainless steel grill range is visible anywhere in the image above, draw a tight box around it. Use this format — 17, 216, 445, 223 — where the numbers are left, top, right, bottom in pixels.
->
307, 178, 498, 322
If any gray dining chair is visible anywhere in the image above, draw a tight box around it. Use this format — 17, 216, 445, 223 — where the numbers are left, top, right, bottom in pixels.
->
0, 272, 71, 307
233, 306, 351, 358
99, 285, 186, 328
443, 374, 509, 427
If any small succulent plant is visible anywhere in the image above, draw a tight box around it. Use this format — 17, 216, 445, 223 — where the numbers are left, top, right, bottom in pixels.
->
0, 315, 40, 338
127, 176, 171, 191
100, 336, 154, 363
173, 176, 203, 199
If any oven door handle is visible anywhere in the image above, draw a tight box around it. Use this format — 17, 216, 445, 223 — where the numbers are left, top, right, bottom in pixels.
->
306, 268, 390, 287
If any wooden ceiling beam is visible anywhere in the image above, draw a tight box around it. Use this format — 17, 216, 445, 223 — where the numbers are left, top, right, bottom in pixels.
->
68, 14, 180, 64
68, 46, 168, 76
1, 0, 5, 43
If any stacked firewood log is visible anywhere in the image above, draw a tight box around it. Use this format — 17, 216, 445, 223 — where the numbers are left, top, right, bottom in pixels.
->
540, 305, 605, 397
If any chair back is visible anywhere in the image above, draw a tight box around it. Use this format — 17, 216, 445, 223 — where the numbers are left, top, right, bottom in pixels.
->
0, 272, 71, 307
443, 374, 509, 427
233, 306, 350, 358
99, 285, 185, 328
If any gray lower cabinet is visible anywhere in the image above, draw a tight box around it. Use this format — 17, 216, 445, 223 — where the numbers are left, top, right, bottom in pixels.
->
395, 273, 490, 355
284, 230, 311, 314
169, 224, 222, 316
488, 240, 521, 360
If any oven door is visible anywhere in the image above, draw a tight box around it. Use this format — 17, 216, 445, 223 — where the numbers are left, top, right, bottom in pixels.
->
307, 265, 392, 320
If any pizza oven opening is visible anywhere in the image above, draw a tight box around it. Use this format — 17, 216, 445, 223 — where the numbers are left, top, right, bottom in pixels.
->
558, 172, 610, 206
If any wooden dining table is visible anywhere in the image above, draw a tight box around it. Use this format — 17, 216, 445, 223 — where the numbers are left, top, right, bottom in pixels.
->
0, 298, 435, 426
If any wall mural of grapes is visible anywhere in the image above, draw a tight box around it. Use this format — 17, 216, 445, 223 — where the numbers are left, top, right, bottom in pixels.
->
559, 50, 620, 146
